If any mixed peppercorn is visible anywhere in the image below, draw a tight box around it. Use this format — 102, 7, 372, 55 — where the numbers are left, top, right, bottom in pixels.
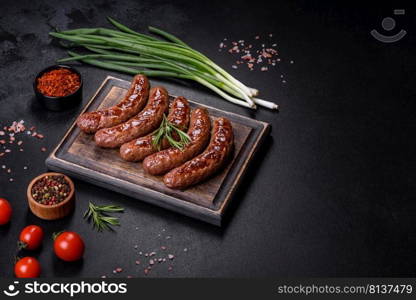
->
31, 175, 71, 205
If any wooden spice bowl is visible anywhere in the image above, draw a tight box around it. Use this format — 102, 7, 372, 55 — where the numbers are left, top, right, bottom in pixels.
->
27, 172, 75, 220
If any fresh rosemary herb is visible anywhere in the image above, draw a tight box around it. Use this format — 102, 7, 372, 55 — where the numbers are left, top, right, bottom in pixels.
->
152, 114, 191, 151
83, 202, 124, 232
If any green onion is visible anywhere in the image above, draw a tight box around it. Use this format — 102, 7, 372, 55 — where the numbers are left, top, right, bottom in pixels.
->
50, 18, 278, 110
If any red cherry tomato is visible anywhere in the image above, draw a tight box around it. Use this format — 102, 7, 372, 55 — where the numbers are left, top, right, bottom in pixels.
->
54, 231, 85, 262
0, 198, 12, 225
14, 257, 41, 278
19, 225, 44, 250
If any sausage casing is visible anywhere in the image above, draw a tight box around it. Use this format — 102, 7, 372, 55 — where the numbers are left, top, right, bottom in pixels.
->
142, 108, 211, 175
119, 96, 190, 162
77, 74, 149, 133
163, 117, 233, 189
94, 86, 169, 148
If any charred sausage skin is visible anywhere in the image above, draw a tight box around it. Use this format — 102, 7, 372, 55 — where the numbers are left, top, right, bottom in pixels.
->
94, 86, 169, 148
163, 117, 233, 189
77, 74, 149, 133
119, 96, 191, 162
143, 108, 211, 175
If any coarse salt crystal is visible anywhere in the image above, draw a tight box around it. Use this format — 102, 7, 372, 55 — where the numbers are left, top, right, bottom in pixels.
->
241, 54, 252, 61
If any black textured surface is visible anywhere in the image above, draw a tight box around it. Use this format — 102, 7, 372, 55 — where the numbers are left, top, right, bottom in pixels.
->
0, 0, 415, 277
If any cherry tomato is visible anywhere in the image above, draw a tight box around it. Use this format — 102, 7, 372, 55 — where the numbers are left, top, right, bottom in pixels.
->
19, 225, 44, 250
0, 198, 12, 225
54, 231, 85, 262
14, 257, 41, 278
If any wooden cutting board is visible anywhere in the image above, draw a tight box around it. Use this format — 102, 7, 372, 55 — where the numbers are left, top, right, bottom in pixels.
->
46, 76, 271, 225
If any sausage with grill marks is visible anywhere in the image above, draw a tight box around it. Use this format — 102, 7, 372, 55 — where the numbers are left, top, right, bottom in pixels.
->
142, 108, 211, 175
77, 74, 149, 133
163, 117, 233, 189
119, 96, 190, 162
94, 86, 169, 148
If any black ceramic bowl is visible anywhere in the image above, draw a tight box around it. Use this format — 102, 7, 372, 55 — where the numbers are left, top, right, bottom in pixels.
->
34, 65, 83, 111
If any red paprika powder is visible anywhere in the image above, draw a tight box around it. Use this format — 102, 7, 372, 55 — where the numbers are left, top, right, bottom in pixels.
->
37, 68, 80, 97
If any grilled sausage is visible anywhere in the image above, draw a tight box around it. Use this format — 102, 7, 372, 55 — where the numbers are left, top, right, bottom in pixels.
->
163, 117, 233, 189
119, 96, 191, 162
143, 108, 211, 175
94, 87, 169, 148
77, 74, 149, 133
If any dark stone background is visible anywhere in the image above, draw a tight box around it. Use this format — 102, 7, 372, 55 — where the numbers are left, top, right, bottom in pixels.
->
0, 0, 415, 277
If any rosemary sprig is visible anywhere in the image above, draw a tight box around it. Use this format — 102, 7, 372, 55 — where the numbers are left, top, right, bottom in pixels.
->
152, 114, 191, 151
83, 202, 124, 232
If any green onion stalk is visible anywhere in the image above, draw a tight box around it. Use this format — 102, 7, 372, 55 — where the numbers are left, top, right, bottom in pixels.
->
50, 17, 278, 110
